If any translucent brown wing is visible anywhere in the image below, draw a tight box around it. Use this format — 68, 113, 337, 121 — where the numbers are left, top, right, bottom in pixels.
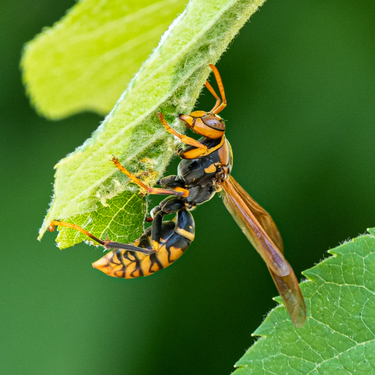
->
220, 175, 306, 328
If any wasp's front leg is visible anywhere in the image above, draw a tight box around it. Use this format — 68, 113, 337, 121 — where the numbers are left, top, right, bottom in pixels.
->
157, 113, 208, 158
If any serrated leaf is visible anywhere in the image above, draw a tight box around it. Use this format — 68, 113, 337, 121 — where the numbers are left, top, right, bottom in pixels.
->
36, 0, 267, 247
21, 0, 188, 119
233, 229, 375, 375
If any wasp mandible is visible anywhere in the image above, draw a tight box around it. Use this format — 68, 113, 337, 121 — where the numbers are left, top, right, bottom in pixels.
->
49, 65, 306, 328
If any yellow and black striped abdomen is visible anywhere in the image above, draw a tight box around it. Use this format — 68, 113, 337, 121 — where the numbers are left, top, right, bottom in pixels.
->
92, 210, 195, 278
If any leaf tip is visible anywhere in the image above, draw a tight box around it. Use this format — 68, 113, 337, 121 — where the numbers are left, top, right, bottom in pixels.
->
272, 295, 283, 305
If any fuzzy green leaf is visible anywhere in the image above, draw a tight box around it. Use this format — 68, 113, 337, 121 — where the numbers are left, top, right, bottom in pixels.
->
21, 0, 188, 119
36, 0, 267, 246
233, 229, 375, 374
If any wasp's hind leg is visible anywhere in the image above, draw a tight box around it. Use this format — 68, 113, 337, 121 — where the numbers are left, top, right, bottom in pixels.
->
48, 220, 155, 255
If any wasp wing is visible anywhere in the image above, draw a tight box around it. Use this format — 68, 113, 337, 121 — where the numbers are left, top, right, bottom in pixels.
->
220, 176, 288, 277
220, 176, 306, 328
227, 176, 285, 253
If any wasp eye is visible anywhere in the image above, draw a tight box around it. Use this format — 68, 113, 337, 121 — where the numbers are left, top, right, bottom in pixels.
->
202, 115, 225, 131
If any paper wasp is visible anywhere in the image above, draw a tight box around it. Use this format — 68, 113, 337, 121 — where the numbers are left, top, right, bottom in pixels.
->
49, 65, 306, 328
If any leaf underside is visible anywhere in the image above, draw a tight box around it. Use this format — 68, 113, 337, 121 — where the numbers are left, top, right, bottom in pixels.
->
29, 0, 267, 247
55, 191, 146, 249
233, 228, 375, 375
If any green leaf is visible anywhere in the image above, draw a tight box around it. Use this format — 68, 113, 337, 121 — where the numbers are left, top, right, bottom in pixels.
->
21, 0, 188, 119
233, 229, 375, 374
36, 0, 267, 246
54, 191, 146, 249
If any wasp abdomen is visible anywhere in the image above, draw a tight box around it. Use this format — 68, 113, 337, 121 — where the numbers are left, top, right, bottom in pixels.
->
92, 210, 195, 278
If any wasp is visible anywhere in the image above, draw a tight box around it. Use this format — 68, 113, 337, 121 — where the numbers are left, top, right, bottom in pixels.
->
49, 65, 306, 328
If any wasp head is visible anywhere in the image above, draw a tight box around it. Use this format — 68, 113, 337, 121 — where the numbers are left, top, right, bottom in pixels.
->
179, 110, 225, 139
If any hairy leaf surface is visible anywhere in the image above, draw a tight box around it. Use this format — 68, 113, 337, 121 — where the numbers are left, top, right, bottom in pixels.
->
34, 0, 266, 246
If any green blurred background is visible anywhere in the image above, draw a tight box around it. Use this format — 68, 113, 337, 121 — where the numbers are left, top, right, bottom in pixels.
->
2, 0, 375, 374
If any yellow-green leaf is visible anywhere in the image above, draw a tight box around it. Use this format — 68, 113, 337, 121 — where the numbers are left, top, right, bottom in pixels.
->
21, 0, 188, 119
36, 0, 266, 246
54, 191, 146, 249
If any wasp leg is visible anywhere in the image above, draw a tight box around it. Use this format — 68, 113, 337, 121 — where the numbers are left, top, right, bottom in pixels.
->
208, 64, 227, 114
157, 112, 208, 154
112, 156, 189, 197
205, 80, 221, 113
48, 220, 155, 255
48, 220, 105, 245
157, 175, 185, 189
102, 241, 155, 255
150, 196, 185, 251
